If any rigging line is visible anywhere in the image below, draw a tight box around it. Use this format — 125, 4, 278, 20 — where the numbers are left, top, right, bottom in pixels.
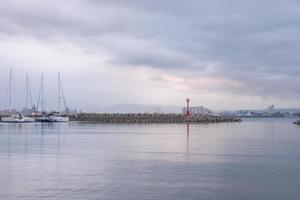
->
41, 74, 45, 111
2, 80, 9, 111
27, 75, 33, 108
58, 72, 61, 113
29, 80, 33, 108
8, 68, 12, 112
12, 69, 17, 110
59, 74, 67, 112
36, 74, 43, 112
26, 75, 29, 108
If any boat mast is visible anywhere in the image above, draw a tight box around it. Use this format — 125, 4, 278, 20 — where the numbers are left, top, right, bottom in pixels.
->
28, 76, 33, 109
26, 75, 29, 108
58, 72, 61, 114
8, 68, 12, 113
58, 72, 67, 114
37, 73, 44, 112
41, 73, 44, 112
25, 74, 33, 109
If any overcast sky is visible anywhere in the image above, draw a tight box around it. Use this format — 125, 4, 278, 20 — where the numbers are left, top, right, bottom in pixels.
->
1, 0, 300, 111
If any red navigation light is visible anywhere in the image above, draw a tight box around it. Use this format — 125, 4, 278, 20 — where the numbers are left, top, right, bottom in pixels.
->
185, 98, 191, 121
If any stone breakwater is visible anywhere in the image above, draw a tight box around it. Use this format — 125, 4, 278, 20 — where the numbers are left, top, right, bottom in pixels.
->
70, 113, 241, 123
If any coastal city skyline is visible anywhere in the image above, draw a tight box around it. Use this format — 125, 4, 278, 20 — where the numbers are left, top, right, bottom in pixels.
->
1, 1, 300, 111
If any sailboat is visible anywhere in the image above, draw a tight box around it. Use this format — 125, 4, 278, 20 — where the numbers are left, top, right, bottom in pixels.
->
1, 69, 35, 123
52, 72, 69, 122
22, 74, 35, 122
35, 73, 53, 122
36, 72, 69, 123
45, 72, 69, 122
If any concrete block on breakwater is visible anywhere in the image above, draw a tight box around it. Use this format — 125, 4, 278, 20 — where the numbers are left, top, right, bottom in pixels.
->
70, 113, 241, 124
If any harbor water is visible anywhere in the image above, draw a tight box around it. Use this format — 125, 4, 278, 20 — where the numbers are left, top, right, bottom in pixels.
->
1, 118, 300, 200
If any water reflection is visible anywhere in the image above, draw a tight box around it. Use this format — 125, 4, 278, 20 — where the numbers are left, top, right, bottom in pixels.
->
1, 119, 300, 200
186, 123, 190, 155
0, 123, 67, 155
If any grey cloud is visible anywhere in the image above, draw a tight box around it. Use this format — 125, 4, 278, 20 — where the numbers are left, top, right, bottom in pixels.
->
1, 0, 300, 102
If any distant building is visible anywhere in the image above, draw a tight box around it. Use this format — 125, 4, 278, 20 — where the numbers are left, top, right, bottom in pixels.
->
182, 106, 212, 115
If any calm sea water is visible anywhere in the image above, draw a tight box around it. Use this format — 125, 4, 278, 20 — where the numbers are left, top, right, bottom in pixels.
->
0, 118, 300, 200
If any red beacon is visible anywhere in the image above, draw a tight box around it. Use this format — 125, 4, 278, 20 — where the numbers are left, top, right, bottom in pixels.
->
185, 98, 191, 121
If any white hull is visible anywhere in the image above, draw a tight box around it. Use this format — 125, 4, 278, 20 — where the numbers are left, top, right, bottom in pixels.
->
50, 116, 69, 122
1, 115, 35, 123
36, 115, 69, 123
1, 117, 24, 123
23, 117, 36, 122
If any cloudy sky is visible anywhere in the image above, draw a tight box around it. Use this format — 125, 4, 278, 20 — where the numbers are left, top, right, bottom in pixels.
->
0, 0, 300, 111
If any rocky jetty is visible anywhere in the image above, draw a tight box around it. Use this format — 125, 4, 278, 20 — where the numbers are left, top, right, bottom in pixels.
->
70, 113, 241, 124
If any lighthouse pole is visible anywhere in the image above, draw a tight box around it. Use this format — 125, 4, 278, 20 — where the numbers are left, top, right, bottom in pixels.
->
185, 98, 191, 122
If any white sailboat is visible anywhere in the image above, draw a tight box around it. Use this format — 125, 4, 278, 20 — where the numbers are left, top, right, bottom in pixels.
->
53, 72, 69, 122
36, 72, 69, 123
1, 114, 23, 123
35, 73, 52, 122
22, 74, 35, 122
1, 69, 35, 123
1, 114, 35, 123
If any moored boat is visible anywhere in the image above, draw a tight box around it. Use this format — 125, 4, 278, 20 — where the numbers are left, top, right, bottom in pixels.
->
36, 113, 69, 123
35, 72, 69, 123
1, 114, 35, 123
51, 115, 69, 122
1, 69, 35, 123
